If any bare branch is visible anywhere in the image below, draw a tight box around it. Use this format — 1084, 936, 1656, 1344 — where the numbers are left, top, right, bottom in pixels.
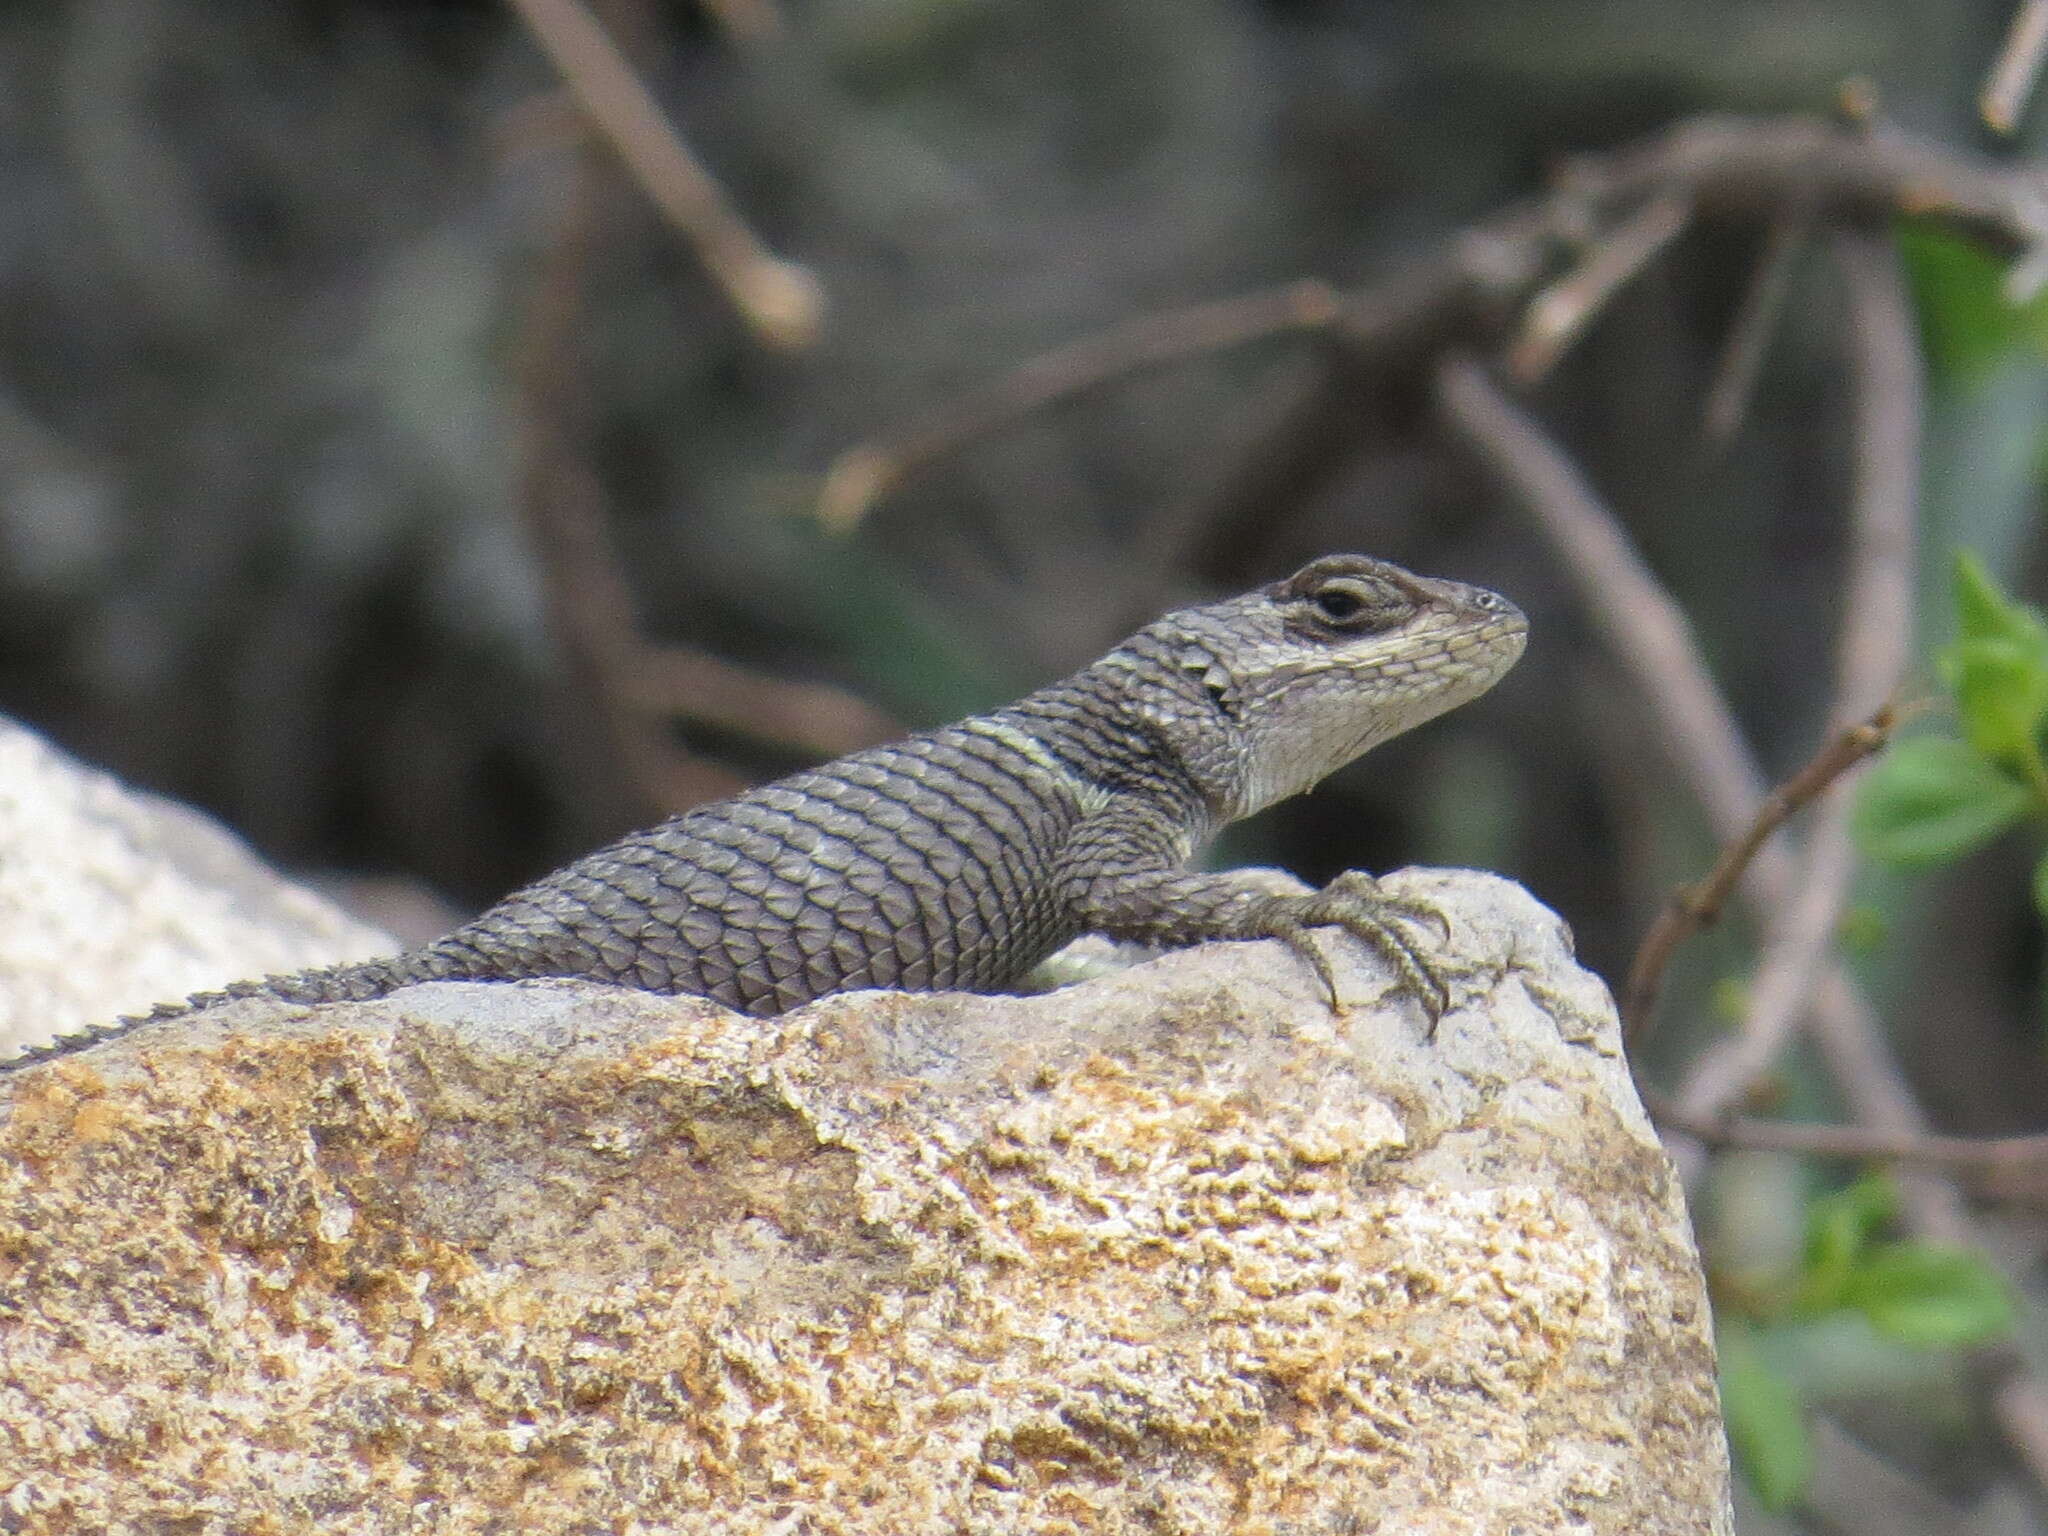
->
1560, 115, 2048, 275
1507, 193, 1691, 382
513, 155, 747, 814
1995, 1379, 2048, 1494
620, 647, 899, 760
1703, 209, 1809, 444
1432, 350, 2048, 1492
1189, 113, 2048, 546
823, 113, 2048, 543
1649, 1088, 2048, 1173
816, 279, 1343, 531
1621, 704, 1897, 1039
1984, 0, 2048, 134
1433, 355, 1771, 836
1830, 230, 1924, 719
506, 0, 823, 350
1676, 230, 1922, 1121
512, 143, 896, 816
1426, 357, 1953, 1224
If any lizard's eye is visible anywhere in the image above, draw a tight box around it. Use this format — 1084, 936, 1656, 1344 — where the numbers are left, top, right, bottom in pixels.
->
1313, 587, 1366, 622
1307, 579, 1391, 629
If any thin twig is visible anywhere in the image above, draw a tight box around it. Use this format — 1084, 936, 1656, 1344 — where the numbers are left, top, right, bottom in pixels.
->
1702, 209, 1809, 444
513, 140, 896, 815
1621, 704, 1898, 1039
1676, 230, 1922, 1121
1430, 355, 1907, 1086
1434, 355, 1771, 836
1995, 1379, 2048, 1495
1189, 113, 2048, 550
1648, 1088, 2048, 1173
1433, 352, 2048, 1493
1830, 231, 1924, 719
815, 279, 1343, 532
1561, 114, 2048, 275
1181, 272, 1457, 580
822, 115, 2048, 538
1429, 359, 1910, 1180
621, 647, 898, 759
1788, 240, 1973, 1252
1984, 0, 2048, 134
506, 0, 823, 350
513, 152, 747, 814
1507, 193, 1692, 382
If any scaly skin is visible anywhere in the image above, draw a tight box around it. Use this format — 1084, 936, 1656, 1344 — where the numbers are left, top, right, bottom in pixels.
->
4, 555, 1526, 1071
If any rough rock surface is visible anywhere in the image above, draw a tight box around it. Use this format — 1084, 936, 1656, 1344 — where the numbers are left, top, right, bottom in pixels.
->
0, 715, 394, 1058
0, 866, 1731, 1534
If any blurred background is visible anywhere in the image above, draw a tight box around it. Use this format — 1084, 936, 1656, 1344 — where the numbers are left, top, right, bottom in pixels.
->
7, 0, 2048, 1528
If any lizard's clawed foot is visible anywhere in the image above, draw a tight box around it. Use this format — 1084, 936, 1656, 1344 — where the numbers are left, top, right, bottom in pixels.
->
1245, 872, 1454, 1025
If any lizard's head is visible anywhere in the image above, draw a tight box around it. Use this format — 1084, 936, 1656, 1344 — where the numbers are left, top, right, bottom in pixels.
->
1128, 554, 1527, 821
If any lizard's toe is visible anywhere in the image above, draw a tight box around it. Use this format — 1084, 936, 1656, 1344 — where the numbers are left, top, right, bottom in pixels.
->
1244, 877, 1455, 1025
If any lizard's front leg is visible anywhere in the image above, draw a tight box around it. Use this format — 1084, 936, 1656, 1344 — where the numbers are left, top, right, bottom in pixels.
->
1054, 805, 1455, 1020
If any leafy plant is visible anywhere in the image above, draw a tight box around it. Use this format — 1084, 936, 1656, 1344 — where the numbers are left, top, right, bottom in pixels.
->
1718, 1173, 2011, 1511
1725, 548, 2042, 1512
1898, 221, 2048, 381
1853, 550, 2048, 910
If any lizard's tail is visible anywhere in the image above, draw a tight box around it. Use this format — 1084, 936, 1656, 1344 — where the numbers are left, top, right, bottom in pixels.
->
0, 947, 469, 1075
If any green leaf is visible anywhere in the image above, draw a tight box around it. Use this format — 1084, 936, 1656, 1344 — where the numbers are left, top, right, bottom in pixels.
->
1943, 636, 2048, 767
1840, 1243, 2013, 1348
1851, 736, 2030, 867
1798, 1174, 1894, 1312
1899, 223, 2048, 380
1952, 549, 2048, 657
1719, 1325, 1812, 1512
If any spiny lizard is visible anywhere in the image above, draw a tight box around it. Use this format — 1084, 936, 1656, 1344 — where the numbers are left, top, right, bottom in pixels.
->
3, 555, 1525, 1072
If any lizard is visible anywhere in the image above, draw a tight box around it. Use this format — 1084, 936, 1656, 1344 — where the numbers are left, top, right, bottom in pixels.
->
1, 554, 1526, 1073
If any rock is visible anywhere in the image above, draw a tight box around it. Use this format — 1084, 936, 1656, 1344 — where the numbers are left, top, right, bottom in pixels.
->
0, 867, 1731, 1534
0, 716, 395, 1059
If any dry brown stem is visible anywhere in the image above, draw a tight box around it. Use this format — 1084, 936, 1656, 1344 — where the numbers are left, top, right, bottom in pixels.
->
1507, 193, 1691, 382
1649, 1089, 2048, 1173
1433, 355, 1771, 836
1620, 705, 1897, 1041
825, 114, 2048, 536
1675, 230, 1921, 1120
1559, 114, 2048, 268
512, 139, 895, 816
1702, 208, 1809, 444
506, 0, 822, 350
816, 279, 1343, 531
619, 648, 899, 760
1433, 349, 2048, 1491
1984, 0, 2048, 134
698, 0, 783, 46
513, 154, 746, 814
1437, 352, 1942, 1170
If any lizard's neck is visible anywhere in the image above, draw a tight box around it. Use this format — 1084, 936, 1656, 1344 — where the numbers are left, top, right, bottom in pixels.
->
991, 654, 1220, 827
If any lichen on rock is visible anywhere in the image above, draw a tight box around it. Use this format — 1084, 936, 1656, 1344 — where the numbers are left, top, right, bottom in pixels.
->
0, 869, 1731, 1534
